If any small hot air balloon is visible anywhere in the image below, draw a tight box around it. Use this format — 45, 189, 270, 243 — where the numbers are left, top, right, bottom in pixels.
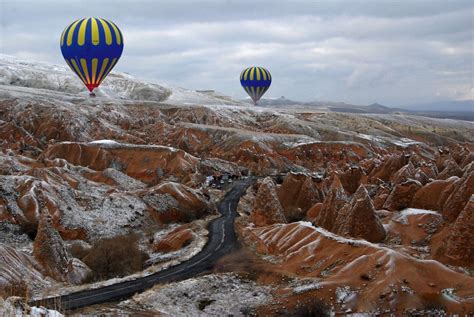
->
60, 18, 124, 95
240, 66, 271, 105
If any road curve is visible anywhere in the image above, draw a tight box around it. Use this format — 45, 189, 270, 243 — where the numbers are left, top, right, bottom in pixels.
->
31, 178, 253, 311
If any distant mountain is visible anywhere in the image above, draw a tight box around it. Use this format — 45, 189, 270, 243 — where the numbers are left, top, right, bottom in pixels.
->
400, 100, 473, 112
249, 97, 473, 121
365, 103, 398, 112
326, 102, 408, 114
252, 97, 405, 114
252, 96, 303, 106
397, 100, 473, 121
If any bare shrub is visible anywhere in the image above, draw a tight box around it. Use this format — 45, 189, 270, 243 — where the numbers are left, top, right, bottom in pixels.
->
0, 280, 30, 298
286, 299, 331, 317
69, 243, 89, 260
82, 233, 149, 282
284, 207, 305, 223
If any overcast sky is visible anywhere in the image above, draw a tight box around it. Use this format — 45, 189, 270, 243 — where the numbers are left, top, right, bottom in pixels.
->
0, 0, 472, 106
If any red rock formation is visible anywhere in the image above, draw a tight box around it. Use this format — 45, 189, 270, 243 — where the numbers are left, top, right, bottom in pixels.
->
242, 222, 474, 313
419, 163, 438, 179
333, 186, 386, 242
411, 177, 458, 211
369, 154, 408, 182
460, 151, 473, 168
383, 179, 422, 211
154, 226, 194, 253
391, 162, 416, 184
413, 167, 430, 185
42, 143, 110, 170
153, 124, 292, 175
250, 177, 286, 226
33, 211, 90, 284
360, 157, 378, 175
281, 142, 372, 172
313, 176, 349, 230
198, 158, 242, 177
408, 153, 426, 167
444, 195, 474, 265
0, 243, 51, 291
0, 121, 40, 150
437, 159, 463, 180
142, 182, 210, 223
43, 142, 199, 184
382, 159, 430, 186
450, 145, 473, 168
0, 174, 60, 236
441, 162, 474, 221
306, 202, 322, 223
339, 166, 365, 194
277, 172, 323, 221
372, 185, 391, 210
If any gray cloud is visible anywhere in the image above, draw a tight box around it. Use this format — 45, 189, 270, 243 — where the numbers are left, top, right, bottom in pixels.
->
0, 0, 472, 105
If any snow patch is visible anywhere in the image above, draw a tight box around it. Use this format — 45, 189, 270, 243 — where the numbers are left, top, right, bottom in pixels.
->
441, 288, 461, 303
30, 306, 64, 317
293, 281, 322, 294
89, 139, 120, 145
120, 273, 272, 316
393, 208, 441, 226
391, 137, 422, 147
298, 221, 314, 228
400, 208, 439, 216
336, 286, 356, 304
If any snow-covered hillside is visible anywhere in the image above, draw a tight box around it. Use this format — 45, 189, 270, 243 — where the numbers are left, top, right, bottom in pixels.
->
0, 54, 243, 106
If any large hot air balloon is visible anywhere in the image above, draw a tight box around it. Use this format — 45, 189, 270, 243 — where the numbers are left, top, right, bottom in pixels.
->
60, 18, 124, 95
240, 66, 271, 105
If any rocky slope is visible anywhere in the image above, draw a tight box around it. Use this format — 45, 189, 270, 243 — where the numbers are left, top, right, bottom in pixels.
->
33, 211, 90, 284
241, 222, 474, 314
250, 177, 286, 226
444, 195, 474, 264
332, 185, 386, 243
236, 142, 473, 314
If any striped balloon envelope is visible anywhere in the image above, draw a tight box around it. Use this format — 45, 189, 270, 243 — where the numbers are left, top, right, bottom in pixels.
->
240, 66, 271, 105
60, 18, 124, 93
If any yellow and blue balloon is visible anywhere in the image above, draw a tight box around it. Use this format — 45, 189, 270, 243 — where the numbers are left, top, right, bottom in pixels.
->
240, 66, 271, 105
60, 18, 124, 93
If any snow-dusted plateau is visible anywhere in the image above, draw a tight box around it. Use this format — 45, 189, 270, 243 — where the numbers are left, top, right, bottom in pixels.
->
0, 55, 473, 316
